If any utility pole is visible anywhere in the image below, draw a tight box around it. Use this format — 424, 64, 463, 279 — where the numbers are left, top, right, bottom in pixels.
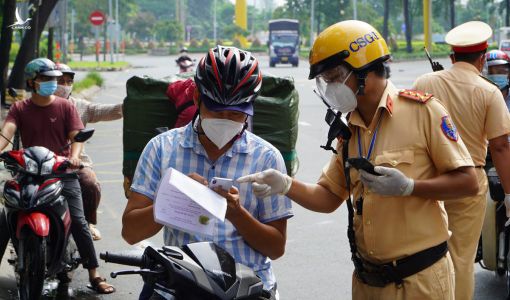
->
310, 0, 314, 47
424, 0, 432, 51
70, 9, 75, 56
33, 0, 40, 58
115, 0, 119, 61
213, 0, 217, 43
62, 0, 68, 63
353, 0, 357, 20
108, 0, 114, 63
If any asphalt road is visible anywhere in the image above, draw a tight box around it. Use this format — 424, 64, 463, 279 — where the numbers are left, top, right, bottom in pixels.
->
0, 53, 506, 299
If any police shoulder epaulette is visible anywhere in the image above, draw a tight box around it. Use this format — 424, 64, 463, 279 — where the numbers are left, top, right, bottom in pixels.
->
398, 89, 433, 104
479, 75, 499, 88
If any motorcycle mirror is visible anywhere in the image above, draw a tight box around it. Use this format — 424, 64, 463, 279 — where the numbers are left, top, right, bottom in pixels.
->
59, 128, 95, 153
74, 128, 95, 143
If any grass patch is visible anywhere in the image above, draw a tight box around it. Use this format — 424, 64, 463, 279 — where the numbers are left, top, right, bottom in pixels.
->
73, 72, 104, 93
67, 61, 129, 71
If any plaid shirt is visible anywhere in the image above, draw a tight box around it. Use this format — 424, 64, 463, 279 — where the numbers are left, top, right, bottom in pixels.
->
68, 96, 123, 165
131, 122, 293, 290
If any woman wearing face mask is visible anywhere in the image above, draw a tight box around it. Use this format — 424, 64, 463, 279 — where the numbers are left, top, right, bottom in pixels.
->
54, 63, 123, 241
485, 50, 510, 107
122, 46, 292, 300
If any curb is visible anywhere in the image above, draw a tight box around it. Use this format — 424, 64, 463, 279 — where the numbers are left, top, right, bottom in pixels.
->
71, 66, 129, 72
74, 85, 101, 100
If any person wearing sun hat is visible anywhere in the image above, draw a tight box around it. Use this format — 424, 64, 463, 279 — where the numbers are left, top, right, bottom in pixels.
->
414, 21, 510, 300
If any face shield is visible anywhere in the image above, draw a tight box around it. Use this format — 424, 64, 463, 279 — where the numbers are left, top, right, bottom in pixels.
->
313, 65, 353, 153
315, 65, 357, 113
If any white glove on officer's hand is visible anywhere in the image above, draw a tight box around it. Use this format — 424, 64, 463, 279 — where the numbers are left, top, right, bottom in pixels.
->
504, 194, 510, 227
359, 166, 414, 196
237, 169, 292, 198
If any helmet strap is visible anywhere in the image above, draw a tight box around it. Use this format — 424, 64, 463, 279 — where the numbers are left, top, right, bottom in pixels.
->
355, 71, 367, 95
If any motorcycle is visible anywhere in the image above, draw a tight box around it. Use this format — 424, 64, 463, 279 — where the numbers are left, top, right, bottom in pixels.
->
100, 241, 271, 300
175, 55, 195, 74
477, 153, 510, 299
1, 128, 94, 300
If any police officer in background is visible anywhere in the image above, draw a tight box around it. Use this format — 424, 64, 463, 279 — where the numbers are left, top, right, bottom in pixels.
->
414, 21, 510, 300
485, 49, 510, 107
238, 20, 479, 299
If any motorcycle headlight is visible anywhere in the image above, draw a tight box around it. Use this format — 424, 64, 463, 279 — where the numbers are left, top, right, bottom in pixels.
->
25, 157, 39, 175
41, 158, 55, 175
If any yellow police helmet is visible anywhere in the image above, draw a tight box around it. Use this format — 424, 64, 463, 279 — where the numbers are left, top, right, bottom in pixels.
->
309, 20, 391, 79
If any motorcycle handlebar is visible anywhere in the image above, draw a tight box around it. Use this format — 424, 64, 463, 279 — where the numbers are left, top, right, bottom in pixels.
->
100, 251, 144, 268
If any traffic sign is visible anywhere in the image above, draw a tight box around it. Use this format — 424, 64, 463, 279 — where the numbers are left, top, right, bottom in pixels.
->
89, 10, 105, 26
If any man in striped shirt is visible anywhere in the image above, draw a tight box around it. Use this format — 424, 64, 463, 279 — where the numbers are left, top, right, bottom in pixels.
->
122, 46, 293, 300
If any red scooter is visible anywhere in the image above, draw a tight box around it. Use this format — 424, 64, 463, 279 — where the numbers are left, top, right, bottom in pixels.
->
1, 128, 94, 300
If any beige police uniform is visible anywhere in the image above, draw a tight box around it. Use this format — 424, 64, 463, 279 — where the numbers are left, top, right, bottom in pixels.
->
413, 21, 510, 300
318, 81, 474, 300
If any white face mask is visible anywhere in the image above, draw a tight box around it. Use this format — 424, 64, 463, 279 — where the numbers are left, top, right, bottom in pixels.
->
55, 84, 73, 99
201, 118, 245, 149
316, 71, 357, 113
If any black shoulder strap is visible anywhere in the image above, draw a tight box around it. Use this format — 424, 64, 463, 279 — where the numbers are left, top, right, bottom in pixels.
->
342, 138, 362, 269
175, 100, 195, 115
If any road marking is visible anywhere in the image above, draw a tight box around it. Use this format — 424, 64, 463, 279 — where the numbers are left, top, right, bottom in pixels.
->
86, 143, 121, 150
299, 121, 311, 126
100, 197, 119, 219
95, 171, 121, 175
97, 179, 123, 184
93, 161, 122, 167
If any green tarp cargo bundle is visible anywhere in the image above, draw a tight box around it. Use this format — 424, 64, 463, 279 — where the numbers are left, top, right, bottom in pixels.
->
253, 75, 299, 176
122, 74, 299, 196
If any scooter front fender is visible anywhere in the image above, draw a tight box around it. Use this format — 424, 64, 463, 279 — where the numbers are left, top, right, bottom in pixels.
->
16, 211, 50, 238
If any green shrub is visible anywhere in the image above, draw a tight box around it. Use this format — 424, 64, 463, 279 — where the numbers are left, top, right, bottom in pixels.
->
190, 39, 200, 48
201, 38, 211, 48
9, 43, 20, 62
73, 71, 104, 93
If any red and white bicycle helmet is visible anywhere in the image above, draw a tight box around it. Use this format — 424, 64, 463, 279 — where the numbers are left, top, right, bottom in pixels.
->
486, 50, 510, 67
194, 46, 262, 115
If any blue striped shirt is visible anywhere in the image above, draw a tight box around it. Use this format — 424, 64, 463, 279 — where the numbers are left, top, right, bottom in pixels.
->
131, 122, 293, 290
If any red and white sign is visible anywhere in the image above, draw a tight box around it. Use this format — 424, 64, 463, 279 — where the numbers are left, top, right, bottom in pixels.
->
89, 10, 105, 26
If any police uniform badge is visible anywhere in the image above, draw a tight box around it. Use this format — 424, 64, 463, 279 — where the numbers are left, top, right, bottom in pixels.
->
441, 115, 458, 141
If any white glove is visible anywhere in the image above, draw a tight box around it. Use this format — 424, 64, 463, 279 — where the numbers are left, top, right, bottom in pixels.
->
504, 194, 510, 227
236, 169, 292, 198
359, 166, 414, 196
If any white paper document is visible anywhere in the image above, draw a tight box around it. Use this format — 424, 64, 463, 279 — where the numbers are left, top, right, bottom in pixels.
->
154, 168, 227, 236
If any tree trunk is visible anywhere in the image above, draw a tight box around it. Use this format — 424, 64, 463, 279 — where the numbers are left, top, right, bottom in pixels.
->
47, 27, 54, 60
383, 0, 390, 41
403, 0, 412, 53
507, 0, 509, 27
0, 0, 16, 105
450, 0, 455, 29
8, 0, 59, 90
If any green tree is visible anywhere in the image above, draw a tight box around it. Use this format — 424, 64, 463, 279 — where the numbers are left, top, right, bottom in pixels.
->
153, 20, 183, 44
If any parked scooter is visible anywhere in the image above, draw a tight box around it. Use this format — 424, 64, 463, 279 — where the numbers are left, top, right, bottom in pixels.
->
1, 128, 94, 300
477, 152, 510, 299
100, 241, 271, 300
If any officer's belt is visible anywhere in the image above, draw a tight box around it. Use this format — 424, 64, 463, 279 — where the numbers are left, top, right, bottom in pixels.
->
354, 241, 447, 288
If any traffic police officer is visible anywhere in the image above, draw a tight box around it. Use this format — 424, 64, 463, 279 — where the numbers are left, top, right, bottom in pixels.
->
414, 21, 510, 300
485, 49, 510, 102
238, 20, 479, 299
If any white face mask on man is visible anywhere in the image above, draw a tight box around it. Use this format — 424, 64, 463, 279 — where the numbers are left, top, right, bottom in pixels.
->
316, 70, 358, 113
201, 118, 245, 149
55, 84, 73, 99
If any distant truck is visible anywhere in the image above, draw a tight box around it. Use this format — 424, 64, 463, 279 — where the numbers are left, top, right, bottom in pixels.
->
268, 19, 300, 67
